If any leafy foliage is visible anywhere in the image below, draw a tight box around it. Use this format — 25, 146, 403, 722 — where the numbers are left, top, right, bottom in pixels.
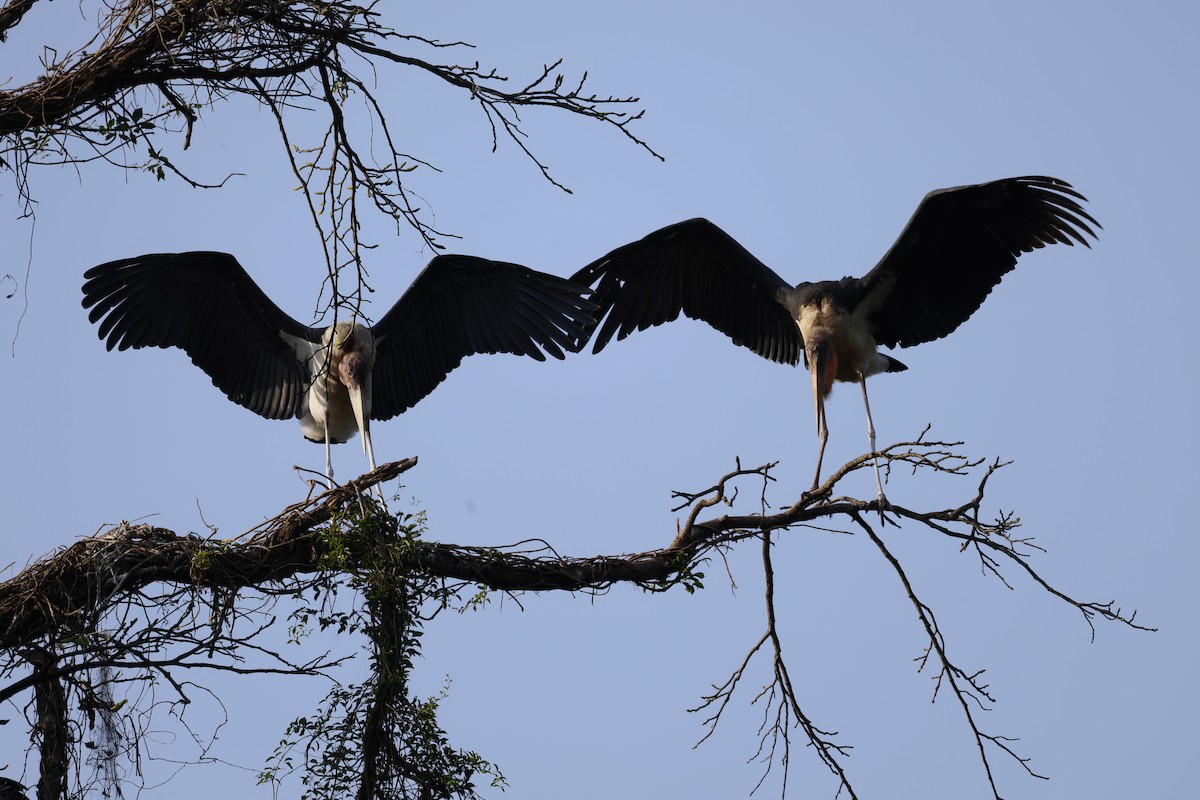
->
262, 505, 505, 799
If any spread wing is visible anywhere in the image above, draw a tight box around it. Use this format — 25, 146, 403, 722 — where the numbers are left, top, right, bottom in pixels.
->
369, 254, 597, 420
571, 218, 802, 365
82, 252, 319, 419
860, 176, 1099, 349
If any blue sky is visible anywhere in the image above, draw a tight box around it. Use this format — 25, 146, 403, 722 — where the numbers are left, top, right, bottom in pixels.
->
2, 1, 1197, 797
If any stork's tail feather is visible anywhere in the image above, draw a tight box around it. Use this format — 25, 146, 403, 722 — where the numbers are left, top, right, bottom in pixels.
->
883, 354, 908, 373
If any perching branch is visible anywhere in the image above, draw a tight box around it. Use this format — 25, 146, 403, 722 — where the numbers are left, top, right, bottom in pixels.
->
0, 458, 417, 652
0, 436, 1151, 798
669, 431, 1151, 799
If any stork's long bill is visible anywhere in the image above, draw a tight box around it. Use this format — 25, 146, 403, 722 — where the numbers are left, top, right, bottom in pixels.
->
80, 249, 600, 493
805, 334, 836, 436
332, 328, 377, 470
79, 176, 1097, 503
341, 355, 370, 453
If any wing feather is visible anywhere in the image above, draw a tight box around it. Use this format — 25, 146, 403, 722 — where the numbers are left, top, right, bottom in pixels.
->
369, 254, 597, 420
571, 218, 802, 365
81, 252, 318, 420
861, 176, 1099, 348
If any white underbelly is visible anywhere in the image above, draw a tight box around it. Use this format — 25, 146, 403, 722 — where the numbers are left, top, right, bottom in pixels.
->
299, 382, 360, 444
797, 302, 886, 380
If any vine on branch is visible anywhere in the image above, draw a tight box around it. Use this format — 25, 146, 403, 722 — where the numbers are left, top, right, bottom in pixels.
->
261, 506, 504, 799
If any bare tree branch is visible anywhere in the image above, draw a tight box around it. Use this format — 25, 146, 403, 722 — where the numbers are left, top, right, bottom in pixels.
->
1, 1, 661, 314
0, 438, 1151, 798
663, 434, 1151, 798
0, 0, 39, 42
0, 458, 416, 652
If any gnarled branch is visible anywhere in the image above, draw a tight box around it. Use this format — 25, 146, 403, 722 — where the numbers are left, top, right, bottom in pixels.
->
0, 1, 661, 313
0, 438, 1151, 799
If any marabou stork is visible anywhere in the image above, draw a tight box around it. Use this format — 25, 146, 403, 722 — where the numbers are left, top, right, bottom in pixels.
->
82, 252, 596, 487
572, 176, 1098, 506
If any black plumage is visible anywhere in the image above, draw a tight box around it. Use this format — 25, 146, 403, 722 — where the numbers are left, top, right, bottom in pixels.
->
574, 176, 1097, 364
82, 252, 596, 428
570, 175, 1099, 499
367, 254, 597, 419
83, 252, 312, 419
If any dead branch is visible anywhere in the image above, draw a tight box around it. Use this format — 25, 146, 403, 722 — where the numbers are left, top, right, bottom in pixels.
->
2, 440, 1151, 646
0, 458, 415, 652
669, 435, 1150, 799
0, 439, 1151, 799
1, 1, 660, 313
0, 0, 38, 42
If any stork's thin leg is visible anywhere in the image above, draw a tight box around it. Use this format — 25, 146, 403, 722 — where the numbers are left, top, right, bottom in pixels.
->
811, 403, 828, 492
324, 413, 335, 490
858, 374, 888, 519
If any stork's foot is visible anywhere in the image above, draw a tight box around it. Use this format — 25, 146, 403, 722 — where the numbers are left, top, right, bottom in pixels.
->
875, 492, 891, 524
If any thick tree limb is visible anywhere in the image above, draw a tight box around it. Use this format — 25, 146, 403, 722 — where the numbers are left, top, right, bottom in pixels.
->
1, 439, 1151, 650
0, 458, 416, 651
0, 0, 38, 42
24, 647, 67, 800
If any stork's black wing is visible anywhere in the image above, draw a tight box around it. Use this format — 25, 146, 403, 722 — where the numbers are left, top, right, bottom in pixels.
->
860, 176, 1099, 349
571, 218, 802, 365
369, 254, 597, 420
82, 252, 319, 419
